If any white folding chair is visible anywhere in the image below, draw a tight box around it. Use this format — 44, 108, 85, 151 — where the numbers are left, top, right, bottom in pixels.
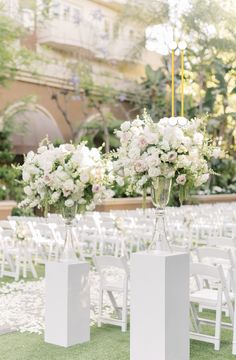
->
195, 246, 235, 313
93, 255, 129, 332
1, 240, 37, 281
190, 263, 234, 350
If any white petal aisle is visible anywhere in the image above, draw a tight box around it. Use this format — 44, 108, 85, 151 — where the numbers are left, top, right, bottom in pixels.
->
0, 269, 123, 334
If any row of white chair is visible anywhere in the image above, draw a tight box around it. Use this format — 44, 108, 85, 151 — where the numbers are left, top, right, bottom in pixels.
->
93, 246, 236, 353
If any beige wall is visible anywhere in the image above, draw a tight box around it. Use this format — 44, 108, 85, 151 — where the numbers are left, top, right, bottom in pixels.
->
0, 80, 84, 140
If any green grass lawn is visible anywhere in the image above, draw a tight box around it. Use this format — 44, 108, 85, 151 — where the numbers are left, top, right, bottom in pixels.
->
0, 266, 235, 360
0, 325, 235, 360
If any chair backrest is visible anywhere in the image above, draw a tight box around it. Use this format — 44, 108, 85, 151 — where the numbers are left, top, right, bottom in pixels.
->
190, 262, 222, 282
207, 236, 236, 248
93, 255, 129, 275
196, 246, 235, 266
0, 220, 11, 230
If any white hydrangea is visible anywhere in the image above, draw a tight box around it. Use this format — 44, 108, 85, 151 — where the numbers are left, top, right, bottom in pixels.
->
114, 110, 222, 194
19, 141, 113, 214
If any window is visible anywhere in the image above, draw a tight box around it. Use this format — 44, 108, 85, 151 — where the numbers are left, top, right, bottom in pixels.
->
62, 4, 70, 21
72, 7, 81, 24
51, 0, 61, 19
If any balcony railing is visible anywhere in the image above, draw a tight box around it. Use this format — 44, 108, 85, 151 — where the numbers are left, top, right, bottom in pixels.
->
38, 17, 160, 67
38, 18, 99, 55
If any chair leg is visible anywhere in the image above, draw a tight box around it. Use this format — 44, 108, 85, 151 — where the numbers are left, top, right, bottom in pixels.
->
15, 258, 20, 281
107, 291, 122, 319
98, 287, 103, 328
121, 284, 128, 332
0, 253, 5, 278
23, 257, 27, 278
28, 254, 37, 279
191, 303, 201, 332
214, 293, 222, 351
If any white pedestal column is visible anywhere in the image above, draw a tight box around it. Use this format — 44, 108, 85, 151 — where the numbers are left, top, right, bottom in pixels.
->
131, 251, 189, 360
232, 269, 236, 355
45, 262, 90, 347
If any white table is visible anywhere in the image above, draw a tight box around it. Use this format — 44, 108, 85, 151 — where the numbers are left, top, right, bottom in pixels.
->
45, 261, 90, 347
131, 251, 189, 360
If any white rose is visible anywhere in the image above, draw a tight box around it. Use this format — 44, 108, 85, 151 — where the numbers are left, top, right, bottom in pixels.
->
121, 121, 131, 132
124, 167, 134, 176
148, 167, 161, 177
176, 174, 187, 185
65, 199, 74, 207
22, 171, 30, 182
189, 148, 199, 160
177, 155, 192, 168
160, 140, 170, 151
147, 147, 159, 156
43, 173, 53, 186
166, 169, 175, 178
80, 172, 90, 183
90, 148, 101, 161
132, 119, 143, 127
138, 136, 148, 149
195, 173, 210, 187
51, 191, 61, 203
177, 145, 188, 154
63, 179, 74, 192
143, 127, 158, 144
200, 173, 210, 184
160, 153, 168, 162
24, 186, 32, 196
128, 147, 140, 160
62, 144, 74, 152
147, 155, 160, 168
116, 130, 123, 138
134, 160, 147, 173
26, 151, 35, 161
120, 131, 132, 144
193, 133, 203, 145
182, 137, 192, 149
130, 126, 141, 136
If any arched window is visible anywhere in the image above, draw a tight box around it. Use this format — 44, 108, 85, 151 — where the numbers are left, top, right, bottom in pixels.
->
8, 103, 64, 154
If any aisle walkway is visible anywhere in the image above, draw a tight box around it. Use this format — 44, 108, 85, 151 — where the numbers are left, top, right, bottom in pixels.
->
0, 269, 123, 334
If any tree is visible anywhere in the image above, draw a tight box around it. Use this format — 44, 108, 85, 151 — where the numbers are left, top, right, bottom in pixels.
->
181, 0, 236, 157
0, 6, 35, 86
50, 61, 132, 152
0, 8, 35, 203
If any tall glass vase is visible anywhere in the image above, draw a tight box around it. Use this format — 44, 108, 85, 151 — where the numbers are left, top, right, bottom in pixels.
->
149, 177, 172, 252
60, 205, 78, 263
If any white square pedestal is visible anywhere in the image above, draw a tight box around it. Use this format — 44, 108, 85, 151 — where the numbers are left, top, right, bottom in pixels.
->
131, 251, 189, 360
232, 269, 236, 355
45, 262, 90, 347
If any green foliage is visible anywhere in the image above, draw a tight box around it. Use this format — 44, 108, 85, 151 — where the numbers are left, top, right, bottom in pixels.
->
0, 10, 34, 86
79, 115, 122, 151
0, 97, 38, 201
130, 61, 172, 120
210, 157, 236, 190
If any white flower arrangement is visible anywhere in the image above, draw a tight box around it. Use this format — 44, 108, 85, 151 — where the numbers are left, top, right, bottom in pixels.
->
114, 110, 223, 201
19, 141, 114, 214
